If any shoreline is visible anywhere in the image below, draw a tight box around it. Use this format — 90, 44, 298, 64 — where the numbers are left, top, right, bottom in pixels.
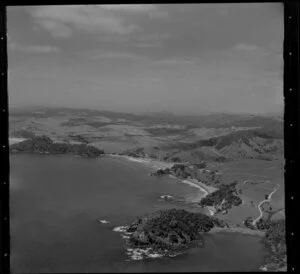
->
9, 137, 27, 145
107, 154, 174, 170
107, 153, 217, 200
106, 154, 264, 235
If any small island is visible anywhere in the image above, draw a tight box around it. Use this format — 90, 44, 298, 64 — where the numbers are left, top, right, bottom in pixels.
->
126, 209, 227, 252
10, 135, 105, 158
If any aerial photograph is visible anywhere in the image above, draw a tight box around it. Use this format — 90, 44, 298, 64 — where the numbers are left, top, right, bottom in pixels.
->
8, 3, 286, 273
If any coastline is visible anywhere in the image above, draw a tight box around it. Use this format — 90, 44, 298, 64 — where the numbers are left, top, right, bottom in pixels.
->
107, 154, 217, 201
106, 154, 267, 236
9, 137, 27, 145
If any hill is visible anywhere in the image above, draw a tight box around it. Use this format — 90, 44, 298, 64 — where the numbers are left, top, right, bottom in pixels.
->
9, 107, 283, 162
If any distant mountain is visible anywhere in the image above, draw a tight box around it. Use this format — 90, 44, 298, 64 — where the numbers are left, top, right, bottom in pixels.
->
10, 106, 283, 129
9, 106, 283, 162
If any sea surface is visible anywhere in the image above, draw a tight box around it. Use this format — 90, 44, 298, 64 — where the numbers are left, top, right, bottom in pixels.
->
10, 154, 267, 272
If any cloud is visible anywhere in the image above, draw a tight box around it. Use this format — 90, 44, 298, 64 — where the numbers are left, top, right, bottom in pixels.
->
80, 50, 147, 61
219, 9, 229, 15
135, 41, 162, 48
94, 52, 145, 60
38, 20, 73, 37
154, 58, 198, 65
28, 5, 145, 37
100, 4, 157, 12
133, 33, 170, 48
233, 43, 259, 52
8, 41, 61, 54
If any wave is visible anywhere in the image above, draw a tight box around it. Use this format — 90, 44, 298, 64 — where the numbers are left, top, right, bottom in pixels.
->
113, 225, 185, 261
112, 226, 129, 233
160, 194, 174, 199
98, 219, 110, 224
126, 247, 165, 261
181, 179, 205, 192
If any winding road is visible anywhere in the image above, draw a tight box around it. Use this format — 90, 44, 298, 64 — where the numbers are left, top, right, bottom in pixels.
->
219, 169, 282, 226
251, 182, 280, 226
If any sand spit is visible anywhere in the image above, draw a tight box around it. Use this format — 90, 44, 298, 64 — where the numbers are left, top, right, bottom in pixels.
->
9, 137, 27, 145
107, 154, 174, 170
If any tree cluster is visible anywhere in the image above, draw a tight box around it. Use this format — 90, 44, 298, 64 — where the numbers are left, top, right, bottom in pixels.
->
127, 209, 223, 251
199, 182, 242, 211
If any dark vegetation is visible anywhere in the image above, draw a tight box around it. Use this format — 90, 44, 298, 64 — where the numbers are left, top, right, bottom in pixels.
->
10, 136, 104, 158
254, 207, 285, 231
67, 134, 89, 144
244, 217, 256, 229
199, 182, 242, 212
262, 219, 286, 271
151, 163, 221, 188
127, 209, 227, 251
256, 154, 274, 161
165, 129, 283, 152
162, 149, 227, 164
243, 216, 286, 270
120, 147, 146, 158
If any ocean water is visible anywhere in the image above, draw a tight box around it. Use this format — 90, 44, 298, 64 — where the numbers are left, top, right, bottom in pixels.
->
10, 154, 266, 272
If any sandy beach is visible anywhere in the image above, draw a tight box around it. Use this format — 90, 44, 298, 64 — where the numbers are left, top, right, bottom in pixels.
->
105, 154, 268, 235
107, 154, 217, 204
108, 154, 174, 170
9, 137, 27, 145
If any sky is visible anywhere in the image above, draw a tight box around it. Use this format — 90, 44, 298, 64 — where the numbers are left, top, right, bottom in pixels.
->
7, 4, 283, 115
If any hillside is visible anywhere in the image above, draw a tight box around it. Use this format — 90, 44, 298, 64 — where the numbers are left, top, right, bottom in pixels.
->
9, 107, 283, 162
10, 135, 104, 158
162, 129, 283, 163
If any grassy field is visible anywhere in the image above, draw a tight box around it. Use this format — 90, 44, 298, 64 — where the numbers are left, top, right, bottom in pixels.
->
205, 159, 284, 225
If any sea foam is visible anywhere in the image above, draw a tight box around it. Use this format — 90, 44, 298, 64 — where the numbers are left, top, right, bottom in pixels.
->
113, 226, 129, 233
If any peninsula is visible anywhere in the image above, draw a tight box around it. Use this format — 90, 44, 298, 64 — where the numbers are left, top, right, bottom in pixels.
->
10, 135, 105, 158
126, 209, 227, 252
